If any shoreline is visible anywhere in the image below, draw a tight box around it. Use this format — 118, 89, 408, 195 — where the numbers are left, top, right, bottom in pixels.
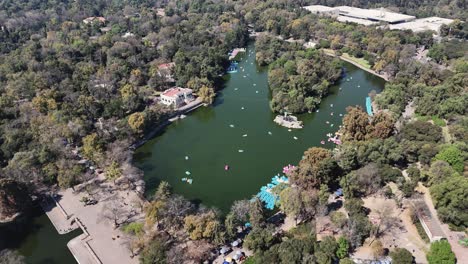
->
132, 98, 204, 149
323, 50, 389, 81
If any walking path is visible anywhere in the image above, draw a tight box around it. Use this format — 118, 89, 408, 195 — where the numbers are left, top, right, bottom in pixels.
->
322, 49, 389, 81
417, 184, 468, 262
43, 179, 144, 264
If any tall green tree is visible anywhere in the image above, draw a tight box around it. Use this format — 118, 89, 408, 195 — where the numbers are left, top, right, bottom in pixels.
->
426, 240, 456, 264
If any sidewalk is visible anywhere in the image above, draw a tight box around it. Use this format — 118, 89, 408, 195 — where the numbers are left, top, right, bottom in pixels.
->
418, 184, 468, 261
44, 186, 143, 264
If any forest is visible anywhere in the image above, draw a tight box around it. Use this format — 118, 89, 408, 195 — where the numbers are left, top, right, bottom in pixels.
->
0, 0, 466, 263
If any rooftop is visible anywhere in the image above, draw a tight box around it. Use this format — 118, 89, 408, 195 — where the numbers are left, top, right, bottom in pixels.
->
161, 87, 192, 98
158, 62, 175, 70
303, 5, 336, 13
388, 17, 454, 33
337, 16, 379, 26
335, 6, 416, 23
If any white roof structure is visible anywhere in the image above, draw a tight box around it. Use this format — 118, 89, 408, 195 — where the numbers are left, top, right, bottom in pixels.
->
334, 6, 415, 24
337, 16, 379, 26
303, 5, 337, 14
388, 17, 454, 33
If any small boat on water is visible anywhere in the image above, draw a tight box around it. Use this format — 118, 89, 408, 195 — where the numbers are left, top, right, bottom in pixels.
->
320, 140, 325, 145
225, 165, 229, 171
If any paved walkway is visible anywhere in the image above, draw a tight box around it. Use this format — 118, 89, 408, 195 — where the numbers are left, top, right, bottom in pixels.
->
44, 184, 143, 264
418, 184, 468, 262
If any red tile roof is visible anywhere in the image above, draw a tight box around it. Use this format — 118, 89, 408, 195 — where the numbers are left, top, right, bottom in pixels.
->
162, 87, 191, 98
158, 62, 175, 70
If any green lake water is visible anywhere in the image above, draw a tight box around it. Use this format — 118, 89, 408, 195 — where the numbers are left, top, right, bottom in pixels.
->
135, 44, 385, 212
0, 206, 81, 264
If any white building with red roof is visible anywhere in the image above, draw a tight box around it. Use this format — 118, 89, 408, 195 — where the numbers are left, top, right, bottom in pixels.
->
160, 87, 194, 108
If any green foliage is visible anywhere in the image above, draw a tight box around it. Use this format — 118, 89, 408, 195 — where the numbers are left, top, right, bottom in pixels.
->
336, 237, 350, 259
346, 213, 371, 248
128, 112, 146, 135
390, 248, 414, 264
139, 238, 168, 264
183, 210, 223, 242
244, 226, 277, 252
198, 85, 216, 105
339, 258, 356, 264
341, 164, 382, 198
430, 175, 468, 228
82, 133, 103, 163
292, 147, 340, 190
401, 121, 442, 143
414, 220, 430, 243
433, 145, 464, 173
105, 161, 122, 182
330, 211, 347, 229
266, 49, 342, 114
122, 222, 144, 236
317, 236, 338, 263
249, 198, 266, 229
426, 240, 456, 264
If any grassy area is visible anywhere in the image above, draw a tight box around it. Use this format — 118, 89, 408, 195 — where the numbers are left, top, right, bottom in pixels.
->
321, 49, 371, 70
243, 257, 256, 264
322, 48, 336, 56
414, 221, 430, 243
415, 114, 446, 127
341, 53, 371, 69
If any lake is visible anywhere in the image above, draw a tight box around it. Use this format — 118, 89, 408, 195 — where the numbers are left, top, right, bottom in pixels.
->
0, 206, 81, 264
134, 43, 385, 212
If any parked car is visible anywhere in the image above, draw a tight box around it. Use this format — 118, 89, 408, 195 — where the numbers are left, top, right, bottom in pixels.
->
219, 246, 232, 256
231, 238, 242, 247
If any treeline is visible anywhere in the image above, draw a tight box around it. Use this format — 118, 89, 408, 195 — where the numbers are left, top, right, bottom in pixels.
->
0, 0, 246, 192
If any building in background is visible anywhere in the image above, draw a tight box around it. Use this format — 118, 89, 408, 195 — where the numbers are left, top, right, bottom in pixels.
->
303, 5, 454, 36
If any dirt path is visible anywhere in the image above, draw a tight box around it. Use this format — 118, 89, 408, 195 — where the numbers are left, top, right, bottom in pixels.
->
359, 195, 428, 263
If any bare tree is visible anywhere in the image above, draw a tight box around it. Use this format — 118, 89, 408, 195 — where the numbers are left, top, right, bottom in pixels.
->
99, 200, 130, 228
372, 204, 401, 239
